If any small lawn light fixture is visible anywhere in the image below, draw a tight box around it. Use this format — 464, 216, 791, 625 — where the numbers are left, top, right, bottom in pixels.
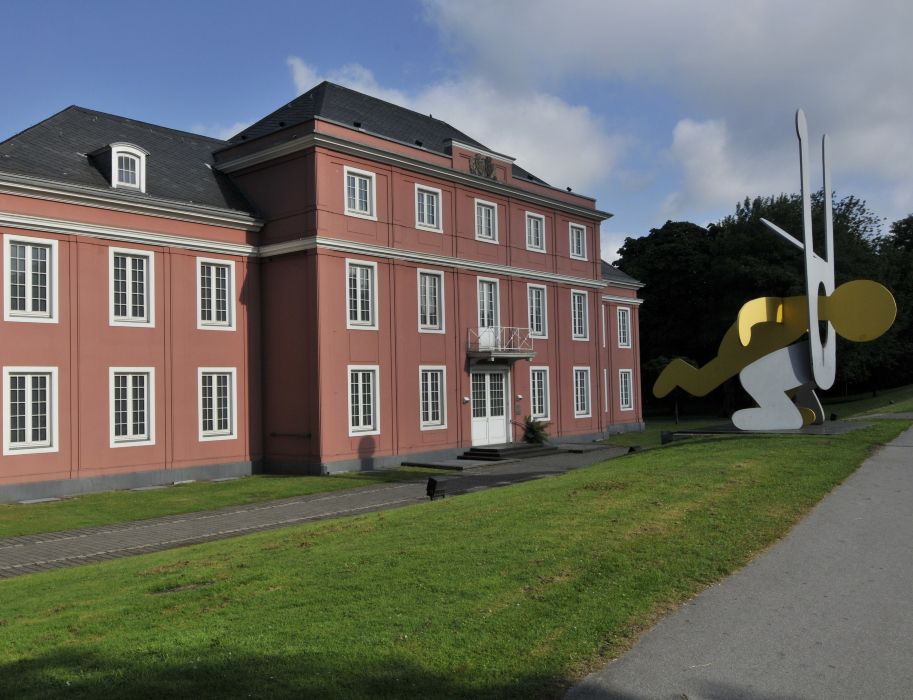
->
426, 477, 447, 500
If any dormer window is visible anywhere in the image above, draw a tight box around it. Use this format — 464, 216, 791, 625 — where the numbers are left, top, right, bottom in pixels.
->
110, 143, 148, 192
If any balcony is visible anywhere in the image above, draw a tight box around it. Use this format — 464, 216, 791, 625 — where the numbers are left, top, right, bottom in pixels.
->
467, 326, 536, 361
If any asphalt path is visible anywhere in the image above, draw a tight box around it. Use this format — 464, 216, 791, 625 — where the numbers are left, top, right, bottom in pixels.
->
568, 424, 913, 700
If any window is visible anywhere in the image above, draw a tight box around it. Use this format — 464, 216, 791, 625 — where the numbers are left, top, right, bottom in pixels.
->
526, 212, 545, 252
478, 278, 499, 328
110, 247, 154, 326
344, 166, 376, 219
619, 369, 634, 411
110, 144, 148, 192
574, 367, 591, 418
4, 234, 59, 323
415, 185, 442, 231
475, 199, 498, 242
617, 307, 631, 348
3, 367, 58, 455
348, 365, 379, 436
346, 260, 377, 329
110, 368, 155, 447
530, 367, 550, 421
570, 224, 587, 260
197, 258, 235, 330
571, 290, 589, 340
419, 366, 446, 429
199, 368, 237, 441
527, 284, 548, 338
418, 270, 444, 332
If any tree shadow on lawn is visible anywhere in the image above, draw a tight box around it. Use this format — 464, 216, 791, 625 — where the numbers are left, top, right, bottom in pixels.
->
0, 646, 578, 700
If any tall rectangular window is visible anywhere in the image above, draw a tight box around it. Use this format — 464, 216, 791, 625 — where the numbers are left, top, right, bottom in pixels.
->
110, 248, 153, 326
418, 270, 444, 332
617, 307, 631, 348
571, 290, 589, 340
346, 261, 377, 329
530, 367, 550, 420
570, 224, 587, 260
526, 213, 545, 251
349, 366, 379, 435
527, 284, 547, 338
574, 367, 591, 418
198, 259, 235, 330
111, 369, 154, 446
475, 200, 497, 242
619, 369, 634, 411
199, 369, 237, 440
3, 367, 58, 455
419, 367, 446, 429
4, 234, 58, 323
117, 155, 138, 186
344, 167, 375, 218
478, 279, 498, 328
415, 185, 442, 231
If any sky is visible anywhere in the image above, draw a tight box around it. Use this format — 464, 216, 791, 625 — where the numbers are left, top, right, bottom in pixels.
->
2, 0, 912, 261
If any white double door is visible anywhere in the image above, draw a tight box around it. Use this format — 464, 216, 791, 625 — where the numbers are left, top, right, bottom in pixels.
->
471, 369, 510, 446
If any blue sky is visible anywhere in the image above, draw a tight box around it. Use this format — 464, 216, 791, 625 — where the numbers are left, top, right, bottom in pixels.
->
3, 0, 912, 260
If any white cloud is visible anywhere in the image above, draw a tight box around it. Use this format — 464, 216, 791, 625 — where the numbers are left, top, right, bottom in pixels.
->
191, 120, 252, 141
285, 57, 625, 193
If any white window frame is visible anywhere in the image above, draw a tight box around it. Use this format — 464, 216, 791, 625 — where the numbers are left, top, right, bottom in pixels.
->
415, 184, 443, 232
477, 276, 500, 328
571, 290, 589, 340
109, 367, 155, 448
3, 234, 59, 324
110, 143, 148, 193
603, 367, 609, 413
343, 166, 377, 220
196, 258, 236, 331
617, 306, 632, 348
529, 366, 550, 421
417, 269, 445, 334
573, 366, 592, 418
527, 283, 548, 338
198, 368, 238, 441
109, 246, 155, 327
569, 223, 588, 260
2, 366, 59, 456
525, 212, 546, 252
474, 199, 498, 243
419, 365, 447, 430
348, 364, 380, 437
345, 259, 378, 330
619, 369, 634, 411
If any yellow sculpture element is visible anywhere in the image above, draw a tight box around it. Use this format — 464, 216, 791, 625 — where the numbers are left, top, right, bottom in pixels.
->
653, 280, 897, 402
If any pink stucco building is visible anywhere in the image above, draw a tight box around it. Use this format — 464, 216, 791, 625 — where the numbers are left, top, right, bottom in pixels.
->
0, 82, 642, 501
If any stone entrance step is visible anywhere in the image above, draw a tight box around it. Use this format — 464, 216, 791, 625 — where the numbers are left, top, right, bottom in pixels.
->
459, 442, 559, 461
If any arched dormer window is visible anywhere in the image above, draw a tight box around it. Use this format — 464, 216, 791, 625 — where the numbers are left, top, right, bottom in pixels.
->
110, 143, 148, 193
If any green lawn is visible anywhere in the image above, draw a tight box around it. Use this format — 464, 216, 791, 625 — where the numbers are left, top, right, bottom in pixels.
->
0, 468, 435, 539
0, 420, 906, 699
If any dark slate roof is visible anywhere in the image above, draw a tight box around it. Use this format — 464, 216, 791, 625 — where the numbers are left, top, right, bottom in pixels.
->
228, 81, 550, 186
602, 260, 642, 287
0, 106, 252, 213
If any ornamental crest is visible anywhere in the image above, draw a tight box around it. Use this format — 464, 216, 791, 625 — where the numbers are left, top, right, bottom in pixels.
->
469, 153, 497, 180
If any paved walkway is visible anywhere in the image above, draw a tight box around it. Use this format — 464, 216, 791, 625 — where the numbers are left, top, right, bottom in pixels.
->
0, 446, 627, 579
567, 424, 913, 700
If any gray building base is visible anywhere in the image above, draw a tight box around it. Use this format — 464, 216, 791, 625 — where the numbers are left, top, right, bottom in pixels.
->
0, 461, 254, 504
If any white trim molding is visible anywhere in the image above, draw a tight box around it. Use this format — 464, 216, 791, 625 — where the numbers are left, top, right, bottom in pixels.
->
414, 183, 443, 233
569, 222, 588, 261
348, 364, 380, 437
110, 143, 149, 193
418, 365, 447, 431
529, 365, 551, 421
527, 283, 549, 339
474, 198, 499, 244
573, 366, 592, 419
417, 268, 446, 334
198, 367, 238, 441
343, 166, 377, 221
617, 306, 632, 349
601, 292, 643, 305
525, 211, 546, 253
571, 289, 589, 341
619, 368, 634, 412
345, 258, 379, 330
3, 232, 60, 324
109, 246, 156, 328
3, 366, 60, 456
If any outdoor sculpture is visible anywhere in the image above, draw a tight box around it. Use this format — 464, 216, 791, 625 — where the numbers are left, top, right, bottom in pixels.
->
653, 110, 897, 430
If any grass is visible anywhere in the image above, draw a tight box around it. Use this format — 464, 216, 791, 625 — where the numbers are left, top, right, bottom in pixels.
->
0, 468, 436, 539
0, 419, 907, 699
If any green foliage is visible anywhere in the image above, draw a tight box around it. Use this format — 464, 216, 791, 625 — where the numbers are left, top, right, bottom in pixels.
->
0, 422, 905, 698
521, 415, 550, 444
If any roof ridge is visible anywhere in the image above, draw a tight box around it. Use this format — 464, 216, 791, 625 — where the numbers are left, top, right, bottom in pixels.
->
0, 104, 79, 149
68, 106, 229, 144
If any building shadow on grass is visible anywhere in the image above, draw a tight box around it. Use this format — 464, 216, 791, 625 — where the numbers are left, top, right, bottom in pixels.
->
0, 646, 576, 700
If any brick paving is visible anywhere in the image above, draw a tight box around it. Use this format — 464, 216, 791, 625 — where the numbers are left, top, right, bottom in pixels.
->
0, 446, 628, 579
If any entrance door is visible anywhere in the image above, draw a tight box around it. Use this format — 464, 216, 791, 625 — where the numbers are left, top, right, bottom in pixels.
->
471, 370, 509, 446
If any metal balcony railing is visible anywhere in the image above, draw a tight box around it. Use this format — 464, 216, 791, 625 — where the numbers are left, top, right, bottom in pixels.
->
467, 326, 535, 359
